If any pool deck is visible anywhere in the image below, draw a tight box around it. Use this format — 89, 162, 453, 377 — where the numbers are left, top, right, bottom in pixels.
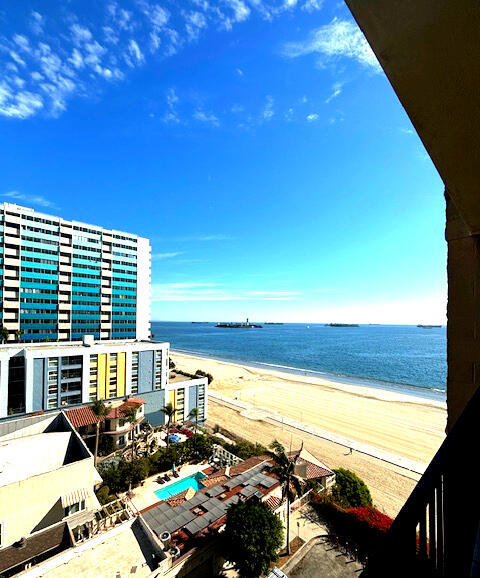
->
127, 463, 211, 512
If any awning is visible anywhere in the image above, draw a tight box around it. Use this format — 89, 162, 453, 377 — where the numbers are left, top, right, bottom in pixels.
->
61, 488, 91, 508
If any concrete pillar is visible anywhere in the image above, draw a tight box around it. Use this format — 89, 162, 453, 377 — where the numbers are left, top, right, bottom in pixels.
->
446, 190, 480, 431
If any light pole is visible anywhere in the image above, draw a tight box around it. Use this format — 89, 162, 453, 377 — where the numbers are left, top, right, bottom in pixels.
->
297, 520, 300, 541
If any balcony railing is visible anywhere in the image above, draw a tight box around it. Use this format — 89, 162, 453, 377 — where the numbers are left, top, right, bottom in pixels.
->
363, 386, 480, 577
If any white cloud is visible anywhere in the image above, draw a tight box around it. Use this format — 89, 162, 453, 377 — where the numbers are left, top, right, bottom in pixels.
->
1, 1, 332, 120
1, 190, 57, 208
282, 18, 381, 71
193, 109, 219, 126
263, 95, 274, 120
127, 39, 144, 64
306, 113, 319, 122
400, 127, 414, 135
30, 11, 44, 35
302, 0, 324, 12
152, 252, 184, 261
151, 282, 299, 302
184, 11, 207, 40
163, 87, 180, 123
325, 81, 342, 103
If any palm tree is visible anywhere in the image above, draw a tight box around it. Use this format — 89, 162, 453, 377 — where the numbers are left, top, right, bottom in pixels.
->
267, 440, 303, 556
15, 329, 24, 343
123, 406, 139, 459
0, 325, 9, 344
189, 407, 199, 435
161, 402, 176, 449
92, 400, 109, 467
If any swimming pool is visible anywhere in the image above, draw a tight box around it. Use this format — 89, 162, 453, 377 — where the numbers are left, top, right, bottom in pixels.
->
154, 472, 207, 501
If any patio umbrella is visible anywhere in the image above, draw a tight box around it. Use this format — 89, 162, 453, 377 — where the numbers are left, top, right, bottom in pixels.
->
172, 462, 176, 475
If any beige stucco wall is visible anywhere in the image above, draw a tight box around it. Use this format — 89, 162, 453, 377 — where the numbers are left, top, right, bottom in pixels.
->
0, 457, 98, 547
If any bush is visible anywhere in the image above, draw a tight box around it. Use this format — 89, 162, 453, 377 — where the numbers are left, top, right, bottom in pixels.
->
332, 468, 372, 508
98, 435, 115, 456
311, 495, 391, 561
194, 369, 213, 384
96, 485, 116, 505
224, 440, 267, 460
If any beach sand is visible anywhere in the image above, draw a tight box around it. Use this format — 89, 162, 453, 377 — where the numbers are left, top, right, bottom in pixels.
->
171, 351, 447, 516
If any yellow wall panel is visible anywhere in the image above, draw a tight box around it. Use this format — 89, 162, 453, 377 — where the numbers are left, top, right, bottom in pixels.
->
97, 354, 107, 400
117, 352, 126, 397
169, 390, 176, 409
105, 353, 110, 396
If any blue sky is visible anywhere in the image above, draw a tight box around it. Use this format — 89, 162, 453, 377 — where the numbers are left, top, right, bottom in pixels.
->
0, 0, 446, 324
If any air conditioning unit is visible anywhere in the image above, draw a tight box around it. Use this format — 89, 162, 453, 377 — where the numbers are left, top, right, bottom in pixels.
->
169, 546, 181, 560
159, 531, 171, 549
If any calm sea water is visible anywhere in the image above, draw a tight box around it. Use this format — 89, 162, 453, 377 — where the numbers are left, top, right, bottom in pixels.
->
151, 322, 447, 400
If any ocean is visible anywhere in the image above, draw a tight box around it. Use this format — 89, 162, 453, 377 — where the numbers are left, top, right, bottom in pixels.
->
151, 322, 447, 401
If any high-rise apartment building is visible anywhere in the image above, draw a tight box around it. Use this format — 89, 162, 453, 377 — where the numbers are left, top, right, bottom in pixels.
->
0, 203, 151, 342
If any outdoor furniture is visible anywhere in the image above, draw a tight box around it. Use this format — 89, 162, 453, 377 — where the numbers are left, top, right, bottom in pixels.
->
172, 472, 179, 478
164, 474, 171, 482
156, 476, 165, 484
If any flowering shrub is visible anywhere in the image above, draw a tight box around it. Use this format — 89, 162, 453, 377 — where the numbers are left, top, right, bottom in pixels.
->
347, 507, 393, 532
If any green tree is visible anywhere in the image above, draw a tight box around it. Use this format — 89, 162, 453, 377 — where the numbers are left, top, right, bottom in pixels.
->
161, 402, 176, 450
92, 400, 109, 467
189, 406, 199, 435
222, 499, 284, 578
332, 468, 373, 508
267, 440, 303, 555
14, 329, 24, 343
185, 433, 212, 463
0, 325, 9, 344
123, 406, 139, 459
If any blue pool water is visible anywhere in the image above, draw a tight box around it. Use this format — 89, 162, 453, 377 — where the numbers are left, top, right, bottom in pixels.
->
154, 472, 207, 501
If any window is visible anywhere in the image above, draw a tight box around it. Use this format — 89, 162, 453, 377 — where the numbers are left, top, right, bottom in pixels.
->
64, 500, 85, 517
0, 521, 3, 547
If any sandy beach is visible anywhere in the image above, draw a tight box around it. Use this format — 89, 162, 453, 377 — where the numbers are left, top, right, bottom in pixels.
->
171, 351, 447, 516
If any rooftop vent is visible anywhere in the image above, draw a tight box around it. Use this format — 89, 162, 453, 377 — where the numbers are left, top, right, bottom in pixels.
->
82, 335, 95, 347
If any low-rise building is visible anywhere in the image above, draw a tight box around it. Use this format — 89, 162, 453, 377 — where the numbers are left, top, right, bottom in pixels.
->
65, 397, 145, 450
0, 339, 208, 426
0, 412, 102, 575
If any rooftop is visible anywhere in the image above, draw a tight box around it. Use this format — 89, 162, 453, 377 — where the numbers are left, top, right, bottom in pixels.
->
140, 460, 280, 557
0, 339, 166, 353
65, 398, 145, 428
0, 431, 77, 487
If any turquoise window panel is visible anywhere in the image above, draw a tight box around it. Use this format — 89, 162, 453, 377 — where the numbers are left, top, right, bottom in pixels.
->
112, 297, 136, 304
112, 280, 136, 288
21, 239, 59, 252
21, 313, 58, 319
24, 333, 59, 341
21, 281, 58, 290
20, 322, 57, 329
112, 306, 137, 311
20, 271, 58, 281
21, 260, 58, 271
72, 267, 100, 276
72, 314, 101, 320
72, 248, 101, 258
20, 302, 58, 309
72, 304, 100, 311
112, 331, 136, 338
72, 296, 101, 303
112, 272, 136, 280
112, 289, 136, 296
112, 315, 136, 320
112, 263, 136, 272
21, 250, 59, 261
71, 332, 100, 339
71, 285, 100, 294
21, 230, 59, 243
72, 257, 101, 267
72, 276, 101, 285
20, 292, 58, 300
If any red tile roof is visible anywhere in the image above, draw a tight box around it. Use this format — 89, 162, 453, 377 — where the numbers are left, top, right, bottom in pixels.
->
65, 398, 145, 427
287, 450, 334, 479
65, 405, 103, 428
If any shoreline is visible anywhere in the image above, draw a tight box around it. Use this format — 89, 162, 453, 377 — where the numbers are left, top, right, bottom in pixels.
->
171, 349, 446, 468
171, 348, 446, 409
